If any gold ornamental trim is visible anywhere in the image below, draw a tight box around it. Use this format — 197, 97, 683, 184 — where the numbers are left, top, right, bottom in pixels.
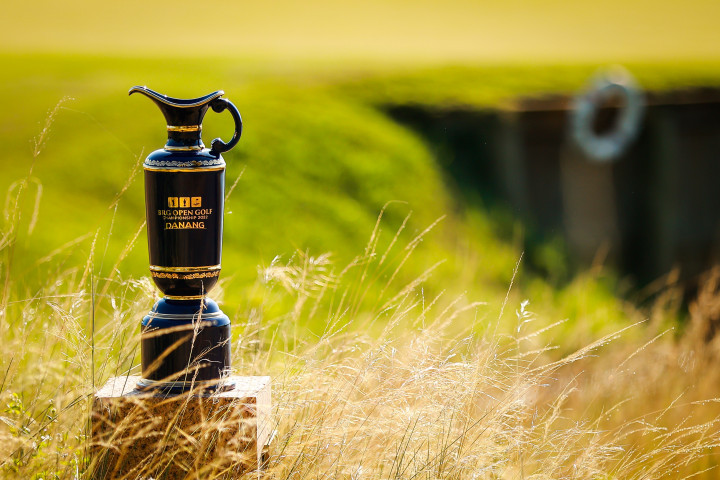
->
145, 158, 223, 167
143, 158, 225, 172
144, 166, 225, 172
150, 265, 221, 273
167, 125, 201, 132
151, 271, 220, 280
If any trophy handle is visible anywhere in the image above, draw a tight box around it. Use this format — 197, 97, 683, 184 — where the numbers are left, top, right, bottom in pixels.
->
209, 98, 243, 154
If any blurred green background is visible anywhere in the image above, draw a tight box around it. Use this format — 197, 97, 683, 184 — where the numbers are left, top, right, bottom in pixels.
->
2, 0, 720, 338
3, 0, 720, 61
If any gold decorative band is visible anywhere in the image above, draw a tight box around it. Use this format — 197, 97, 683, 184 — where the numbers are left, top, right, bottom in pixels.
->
151, 271, 220, 280
145, 158, 224, 168
150, 265, 221, 272
164, 144, 204, 152
163, 294, 207, 300
167, 125, 201, 132
144, 166, 225, 172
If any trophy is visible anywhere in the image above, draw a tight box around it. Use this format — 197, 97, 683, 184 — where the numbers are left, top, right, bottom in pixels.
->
129, 86, 242, 392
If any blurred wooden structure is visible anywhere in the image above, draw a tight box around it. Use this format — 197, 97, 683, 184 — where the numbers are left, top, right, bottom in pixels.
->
388, 88, 720, 290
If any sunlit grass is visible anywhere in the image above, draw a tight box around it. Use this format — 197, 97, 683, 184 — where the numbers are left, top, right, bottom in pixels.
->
3, 54, 720, 478
3, 210, 720, 478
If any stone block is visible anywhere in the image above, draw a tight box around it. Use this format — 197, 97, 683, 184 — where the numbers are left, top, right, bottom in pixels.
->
91, 375, 271, 479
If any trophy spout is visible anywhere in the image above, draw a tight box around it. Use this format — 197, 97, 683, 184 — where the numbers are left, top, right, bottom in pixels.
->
128, 86, 225, 117
129, 86, 226, 152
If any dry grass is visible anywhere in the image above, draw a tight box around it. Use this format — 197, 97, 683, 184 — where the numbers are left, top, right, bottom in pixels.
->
2, 211, 720, 479
256, 256, 720, 479
2, 107, 720, 479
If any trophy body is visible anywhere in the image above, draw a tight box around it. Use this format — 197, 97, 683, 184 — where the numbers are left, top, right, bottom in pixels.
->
130, 86, 243, 392
144, 151, 224, 298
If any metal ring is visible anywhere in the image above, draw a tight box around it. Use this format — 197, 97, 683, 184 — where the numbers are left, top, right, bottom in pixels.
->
167, 125, 202, 132
570, 67, 645, 163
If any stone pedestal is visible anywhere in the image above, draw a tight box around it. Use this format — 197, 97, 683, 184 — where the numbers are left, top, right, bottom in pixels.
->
91, 375, 271, 479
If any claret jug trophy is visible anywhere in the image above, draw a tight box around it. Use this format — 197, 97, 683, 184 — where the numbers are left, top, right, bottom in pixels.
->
129, 86, 242, 392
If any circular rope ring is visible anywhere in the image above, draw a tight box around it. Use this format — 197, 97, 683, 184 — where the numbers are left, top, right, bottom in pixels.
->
570, 69, 645, 162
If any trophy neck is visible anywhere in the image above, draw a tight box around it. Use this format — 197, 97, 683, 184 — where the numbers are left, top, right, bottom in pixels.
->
165, 126, 205, 152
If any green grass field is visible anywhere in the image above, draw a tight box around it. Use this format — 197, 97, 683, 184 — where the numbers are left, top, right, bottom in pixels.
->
2, 51, 720, 477
4, 53, 720, 332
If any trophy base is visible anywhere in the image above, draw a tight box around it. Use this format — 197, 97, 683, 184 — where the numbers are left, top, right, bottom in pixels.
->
140, 297, 232, 392
91, 375, 272, 478
136, 377, 236, 394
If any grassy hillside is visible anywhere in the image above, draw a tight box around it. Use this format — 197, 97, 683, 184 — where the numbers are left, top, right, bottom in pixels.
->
2, 55, 449, 277
2, 0, 720, 474
1, 54, 514, 339
5, 53, 720, 338
4, 52, 720, 477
